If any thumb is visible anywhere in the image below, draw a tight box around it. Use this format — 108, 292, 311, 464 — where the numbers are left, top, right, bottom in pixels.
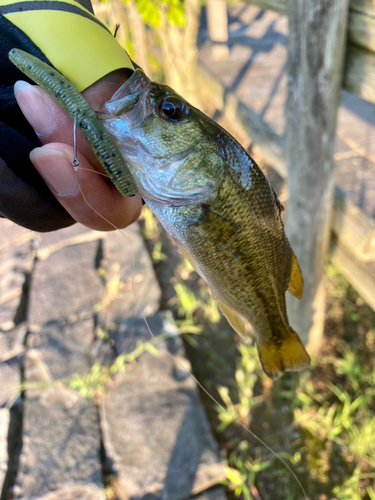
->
30, 142, 142, 231
14, 68, 132, 170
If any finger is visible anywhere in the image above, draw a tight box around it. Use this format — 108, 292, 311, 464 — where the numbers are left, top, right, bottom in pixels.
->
14, 69, 131, 170
30, 143, 142, 231
14, 80, 100, 169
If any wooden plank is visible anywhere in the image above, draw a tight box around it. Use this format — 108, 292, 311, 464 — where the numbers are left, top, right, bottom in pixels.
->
285, 0, 350, 347
332, 186, 375, 262
344, 44, 375, 105
241, 0, 286, 15
242, 0, 375, 17
350, 0, 375, 17
207, 0, 228, 42
207, 0, 229, 59
331, 241, 375, 311
198, 65, 287, 178
240, 0, 375, 105
348, 10, 375, 52
127, 0, 151, 76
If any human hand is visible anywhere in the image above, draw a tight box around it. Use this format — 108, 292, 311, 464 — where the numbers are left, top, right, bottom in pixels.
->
14, 68, 142, 231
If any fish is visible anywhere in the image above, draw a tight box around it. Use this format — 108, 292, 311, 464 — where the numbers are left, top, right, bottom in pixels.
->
9, 48, 309, 379
100, 69, 310, 379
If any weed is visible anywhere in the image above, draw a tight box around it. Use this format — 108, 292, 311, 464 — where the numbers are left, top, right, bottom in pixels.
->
69, 363, 107, 399
217, 344, 263, 431
293, 348, 375, 496
68, 330, 178, 399
200, 287, 221, 324
225, 442, 272, 500
175, 282, 203, 323
141, 205, 160, 240
151, 240, 167, 262
1, 331, 179, 406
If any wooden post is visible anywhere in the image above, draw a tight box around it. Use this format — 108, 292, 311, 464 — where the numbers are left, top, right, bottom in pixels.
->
207, 0, 229, 60
285, 1, 350, 350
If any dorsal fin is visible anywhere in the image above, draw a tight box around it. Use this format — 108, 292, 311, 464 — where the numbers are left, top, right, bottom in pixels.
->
287, 247, 303, 300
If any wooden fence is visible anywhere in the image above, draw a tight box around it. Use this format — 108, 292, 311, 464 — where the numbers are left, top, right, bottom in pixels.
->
245, 0, 375, 105
96, 0, 375, 349
205, 0, 375, 349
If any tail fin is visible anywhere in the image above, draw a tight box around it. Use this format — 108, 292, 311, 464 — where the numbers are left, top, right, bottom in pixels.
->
258, 329, 310, 379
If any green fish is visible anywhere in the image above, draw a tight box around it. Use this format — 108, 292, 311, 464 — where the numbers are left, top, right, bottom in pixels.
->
101, 70, 310, 379
9, 49, 309, 378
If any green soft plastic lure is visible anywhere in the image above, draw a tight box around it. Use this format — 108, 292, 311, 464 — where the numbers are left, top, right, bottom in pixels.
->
9, 48, 138, 197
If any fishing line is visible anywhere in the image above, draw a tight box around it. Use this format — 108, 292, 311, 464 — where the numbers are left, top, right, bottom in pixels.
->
71, 113, 112, 179
73, 168, 111, 178
72, 111, 80, 169
10, 47, 307, 497
70, 119, 309, 500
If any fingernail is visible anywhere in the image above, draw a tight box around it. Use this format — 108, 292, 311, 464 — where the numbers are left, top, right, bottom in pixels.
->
30, 148, 79, 196
14, 81, 54, 137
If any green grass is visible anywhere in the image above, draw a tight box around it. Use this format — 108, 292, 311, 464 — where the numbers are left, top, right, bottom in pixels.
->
8, 331, 179, 403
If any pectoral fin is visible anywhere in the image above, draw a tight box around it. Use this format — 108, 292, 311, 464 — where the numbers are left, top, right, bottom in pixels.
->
287, 247, 304, 300
217, 299, 246, 338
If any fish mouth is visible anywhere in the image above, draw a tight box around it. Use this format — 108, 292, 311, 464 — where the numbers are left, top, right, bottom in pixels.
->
105, 69, 155, 122
105, 69, 186, 129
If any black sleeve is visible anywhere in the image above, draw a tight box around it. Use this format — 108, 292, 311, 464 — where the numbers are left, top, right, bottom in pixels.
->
0, 14, 75, 232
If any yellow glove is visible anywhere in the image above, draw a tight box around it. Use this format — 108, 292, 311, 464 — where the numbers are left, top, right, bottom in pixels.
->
1, 0, 133, 91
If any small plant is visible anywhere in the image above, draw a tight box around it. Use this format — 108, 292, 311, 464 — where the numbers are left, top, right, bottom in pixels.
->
217, 344, 263, 430
331, 466, 363, 500
95, 269, 125, 313
69, 363, 107, 399
225, 441, 271, 500
177, 257, 195, 280
174, 282, 202, 323
151, 240, 167, 262
293, 345, 375, 496
17, 331, 178, 402
141, 205, 160, 240
333, 348, 375, 393
200, 287, 221, 324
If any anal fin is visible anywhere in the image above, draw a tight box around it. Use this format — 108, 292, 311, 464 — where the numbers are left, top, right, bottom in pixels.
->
287, 247, 304, 300
217, 299, 246, 338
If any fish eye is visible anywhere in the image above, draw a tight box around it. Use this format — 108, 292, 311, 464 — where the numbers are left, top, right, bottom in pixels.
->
158, 97, 185, 121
